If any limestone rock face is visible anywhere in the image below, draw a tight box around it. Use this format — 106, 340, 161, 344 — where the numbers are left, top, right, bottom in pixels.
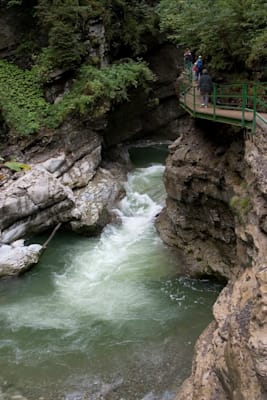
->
0, 122, 103, 243
38, 144, 102, 190
0, 167, 76, 244
156, 121, 267, 399
70, 167, 125, 235
0, 122, 129, 277
156, 121, 240, 280
0, 158, 126, 277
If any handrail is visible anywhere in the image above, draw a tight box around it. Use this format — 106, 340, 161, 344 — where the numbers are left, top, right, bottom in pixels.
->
178, 72, 267, 133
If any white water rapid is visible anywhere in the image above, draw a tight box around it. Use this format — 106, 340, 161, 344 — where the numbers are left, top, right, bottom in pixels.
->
0, 152, 221, 400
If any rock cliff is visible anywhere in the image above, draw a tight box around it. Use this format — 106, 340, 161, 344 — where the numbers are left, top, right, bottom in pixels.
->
0, 120, 128, 276
0, 5, 183, 278
156, 119, 267, 399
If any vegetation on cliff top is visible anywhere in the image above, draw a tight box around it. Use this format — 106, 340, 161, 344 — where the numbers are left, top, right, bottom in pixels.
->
157, 0, 267, 77
0, 0, 157, 136
1, 0, 266, 137
2, 0, 157, 69
0, 59, 154, 135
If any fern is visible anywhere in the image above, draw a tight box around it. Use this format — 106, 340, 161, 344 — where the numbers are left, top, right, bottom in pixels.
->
0, 60, 154, 135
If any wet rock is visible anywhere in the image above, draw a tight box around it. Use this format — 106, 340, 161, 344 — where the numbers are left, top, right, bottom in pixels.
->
0, 10, 19, 58
70, 167, 126, 236
156, 123, 239, 280
60, 147, 101, 189
0, 167, 75, 244
171, 125, 267, 399
0, 242, 42, 277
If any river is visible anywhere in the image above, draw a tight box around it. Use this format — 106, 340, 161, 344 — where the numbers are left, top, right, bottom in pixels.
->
0, 145, 222, 400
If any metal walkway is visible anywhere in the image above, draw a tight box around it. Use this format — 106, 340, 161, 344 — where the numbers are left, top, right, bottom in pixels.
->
178, 74, 267, 133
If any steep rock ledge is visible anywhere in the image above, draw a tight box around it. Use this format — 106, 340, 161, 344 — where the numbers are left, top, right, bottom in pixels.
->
0, 120, 128, 277
156, 120, 242, 280
156, 120, 267, 399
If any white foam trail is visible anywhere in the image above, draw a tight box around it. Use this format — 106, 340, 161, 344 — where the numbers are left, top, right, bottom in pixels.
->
0, 164, 173, 331
54, 165, 167, 320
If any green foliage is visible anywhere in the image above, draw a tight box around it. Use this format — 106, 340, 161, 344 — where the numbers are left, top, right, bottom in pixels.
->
32, 0, 157, 68
106, 0, 158, 57
2, 0, 158, 69
46, 60, 155, 127
157, 0, 267, 76
0, 60, 50, 135
247, 30, 267, 71
3, 161, 31, 172
1, 0, 23, 6
34, 0, 107, 68
0, 59, 154, 135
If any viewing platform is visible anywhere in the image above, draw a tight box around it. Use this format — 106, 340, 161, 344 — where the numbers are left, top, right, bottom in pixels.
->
178, 73, 267, 133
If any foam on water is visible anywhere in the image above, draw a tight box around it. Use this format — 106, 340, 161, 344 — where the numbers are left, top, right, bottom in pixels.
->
53, 165, 169, 321
0, 165, 173, 332
0, 158, 222, 398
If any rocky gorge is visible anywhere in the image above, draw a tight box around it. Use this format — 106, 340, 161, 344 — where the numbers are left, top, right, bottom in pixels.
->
0, 2, 267, 400
156, 120, 267, 399
0, 45, 183, 278
0, 7, 183, 277
2, 99, 267, 400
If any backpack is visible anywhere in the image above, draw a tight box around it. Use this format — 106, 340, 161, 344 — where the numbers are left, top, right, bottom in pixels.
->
197, 59, 203, 70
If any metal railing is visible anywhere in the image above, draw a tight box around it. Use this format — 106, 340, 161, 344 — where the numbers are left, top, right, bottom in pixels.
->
178, 72, 267, 133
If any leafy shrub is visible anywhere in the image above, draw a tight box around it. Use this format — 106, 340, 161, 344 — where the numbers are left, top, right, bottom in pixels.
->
0, 59, 154, 135
46, 60, 155, 127
34, 0, 107, 68
0, 60, 50, 135
157, 0, 267, 76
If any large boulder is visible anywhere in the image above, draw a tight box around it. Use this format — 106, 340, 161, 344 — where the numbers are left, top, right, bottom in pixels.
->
0, 241, 42, 278
0, 167, 76, 243
70, 166, 126, 235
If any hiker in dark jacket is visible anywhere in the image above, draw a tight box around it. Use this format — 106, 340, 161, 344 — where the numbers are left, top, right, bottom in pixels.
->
198, 69, 212, 107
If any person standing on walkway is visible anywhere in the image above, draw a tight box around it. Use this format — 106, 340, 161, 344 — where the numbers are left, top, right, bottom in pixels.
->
184, 49, 193, 71
198, 69, 212, 107
193, 61, 198, 81
195, 55, 203, 80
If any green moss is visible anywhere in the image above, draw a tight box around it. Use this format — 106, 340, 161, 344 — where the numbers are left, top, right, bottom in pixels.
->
240, 180, 248, 190
90, 56, 101, 66
229, 195, 250, 217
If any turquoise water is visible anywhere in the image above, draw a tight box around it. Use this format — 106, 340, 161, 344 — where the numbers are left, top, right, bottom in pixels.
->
0, 146, 221, 400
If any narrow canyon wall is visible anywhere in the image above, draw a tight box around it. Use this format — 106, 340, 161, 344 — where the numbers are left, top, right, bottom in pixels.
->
103, 43, 185, 147
0, 7, 184, 278
156, 119, 267, 400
